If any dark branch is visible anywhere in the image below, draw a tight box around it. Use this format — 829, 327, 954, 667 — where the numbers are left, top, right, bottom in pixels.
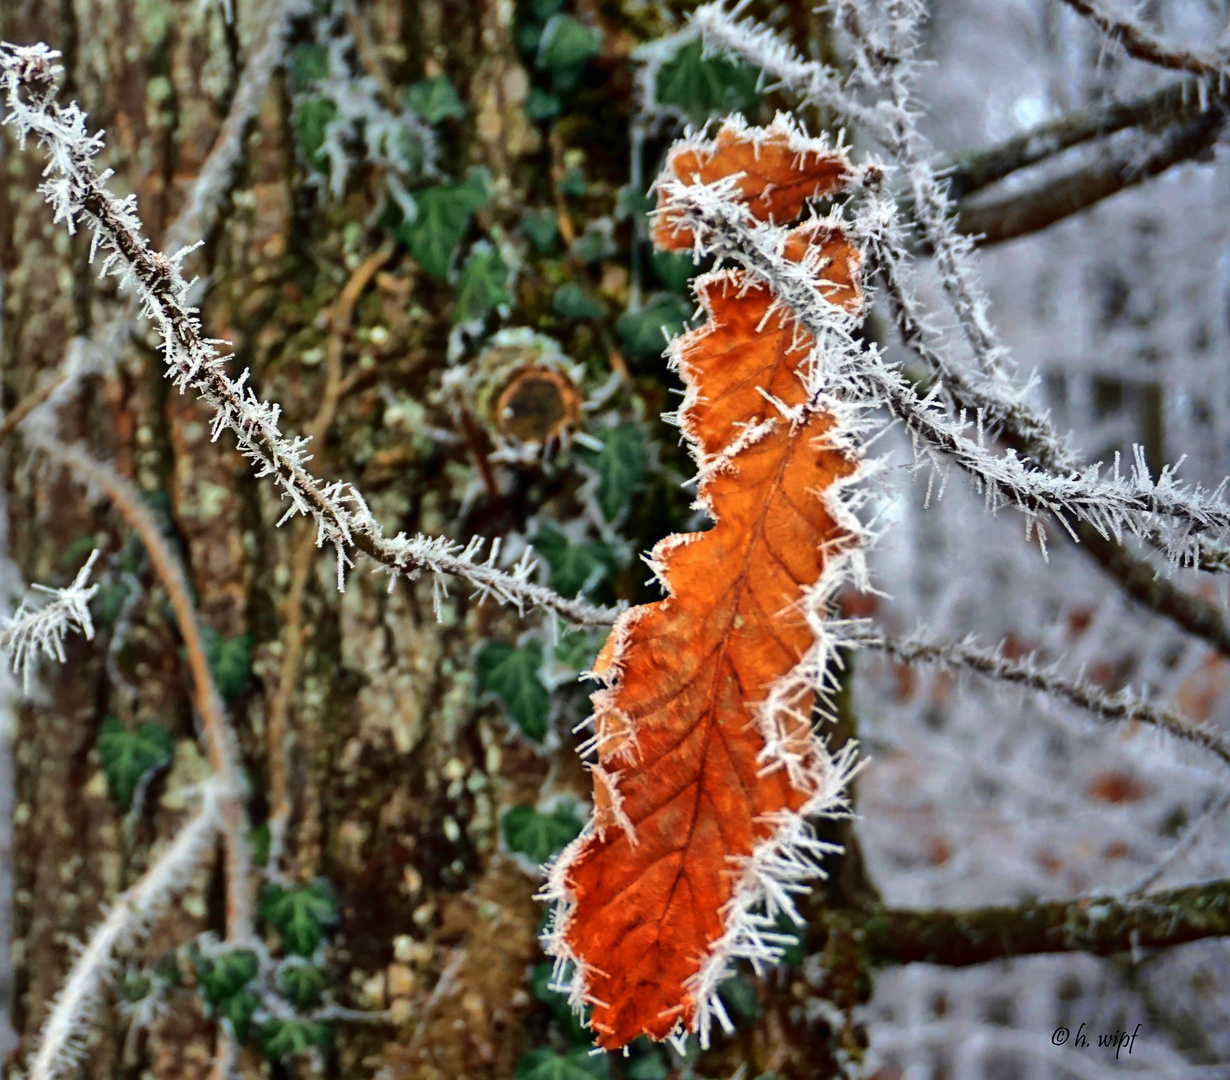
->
943, 77, 1222, 202
958, 103, 1228, 245
1060, 0, 1229, 78
862, 878, 1230, 968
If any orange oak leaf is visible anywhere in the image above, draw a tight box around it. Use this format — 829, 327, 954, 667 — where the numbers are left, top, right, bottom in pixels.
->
545, 122, 868, 1050
653, 115, 856, 251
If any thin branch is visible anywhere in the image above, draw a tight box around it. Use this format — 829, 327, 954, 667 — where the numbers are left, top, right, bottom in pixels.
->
28, 776, 229, 1080
862, 877, 1230, 968
1072, 522, 1230, 657
958, 104, 1229, 246
0, 550, 99, 688
854, 628, 1230, 769
1059, 0, 1230, 78
665, 180, 1230, 567
867, 218, 1230, 653
43, 441, 255, 940
941, 76, 1226, 202
0, 42, 616, 629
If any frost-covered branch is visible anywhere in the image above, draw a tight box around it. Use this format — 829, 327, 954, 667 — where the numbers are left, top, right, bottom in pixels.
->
665, 178, 1230, 565
853, 628, 1230, 769
1059, 0, 1230, 78
0, 42, 615, 629
28, 776, 230, 1080
695, 0, 1012, 378
941, 75, 1228, 202
2, 0, 310, 451
861, 876, 1230, 968
958, 103, 1229, 245
45, 441, 255, 937
0, 549, 98, 688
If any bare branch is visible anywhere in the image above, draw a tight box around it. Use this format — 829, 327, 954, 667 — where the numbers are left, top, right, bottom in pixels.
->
862, 877, 1230, 968
958, 103, 1229, 245
942, 76, 1226, 201
855, 628, 1230, 770
1059, 0, 1230, 78
43, 441, 255, 938
28, 777, 230, 1080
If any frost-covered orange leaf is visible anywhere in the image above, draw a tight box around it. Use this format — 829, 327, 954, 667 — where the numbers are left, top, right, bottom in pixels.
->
545, 121, 868, 1051
653, 115, 855, 251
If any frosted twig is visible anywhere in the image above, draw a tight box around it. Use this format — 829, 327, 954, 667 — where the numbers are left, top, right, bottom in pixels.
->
664, 178, 1230, 566
0, 549, 99, 688
1059, 0, 1230, 78
694, 0, 1012, 378
853, 627, 1230, 770
0, 42, 615, 628
28, 775, 230, 1080
3, 0, 311, 449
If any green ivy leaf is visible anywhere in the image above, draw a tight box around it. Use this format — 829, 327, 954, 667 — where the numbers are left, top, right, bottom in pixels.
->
557, 165, 587, 198
649, 249, 699, 294
395, 170, 490, 278
654, 38, 761, 127
296, 97, 338, 167
616, 184, 656, 223
197, 948, 259, 1008
476, 641, 549, 741
717, 971, 761, 1022
521, 208, 559, 253
536, 15, 602, 94
772, 912, 806, 966
553, 283, 604, 321
278, 962, 329, 1009
570, 225, 614, 265
98, 717, 172, 810
257, 1018, 333, 1060
617, 294, 692, 362
532, 525, 615, 596
452, 243, 511, 325
577, 424, 647, 522
553, 627, 601, 673
248, 823, 271, 868
529, 961, 592, 1044
122, 970, 153, 1003
526, 87, 563, 120
530, 0, 566, 21
202, 628, 252, 701
91, 580, 131, 627
405, 75, 466, 123
289, 42, 329, 92
261, 879, 339, 956
623, 1045, 670, 1080
222, 989, 260, 1042
503, 804, 583, 866
516, 1047, 609, 1080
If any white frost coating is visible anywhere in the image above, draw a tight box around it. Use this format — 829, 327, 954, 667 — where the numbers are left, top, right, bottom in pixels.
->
0, 42, 614, 629
28, 776, 229, 1080
0, 550, 99, 690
